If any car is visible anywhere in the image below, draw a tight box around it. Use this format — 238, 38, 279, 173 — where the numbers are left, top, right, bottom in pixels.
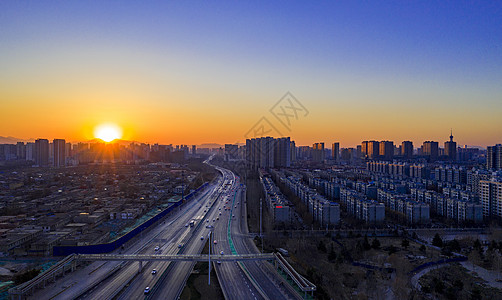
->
184, 223, 189, 227
154, 246, 160, 251
178, 244, 183, 248
219, 208, 221, 210
217, 261, 221, 265
151, 269, 157, 275
235, 206, 237, 208
144, 287, 150, 294
206, 219, 209, 222
212, 219, 215, 222
206, 225, 213, 228
219, 212, 222, 215
201, 236, 204, 240
214, 240, 217, 244
220, 250, 224, 255
216, 217, 219, 220
204, 210, 206, 212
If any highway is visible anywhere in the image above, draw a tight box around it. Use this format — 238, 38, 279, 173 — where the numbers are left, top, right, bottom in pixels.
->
28, 159, 296, 300
148, 166, 262, 299
212, 171, 296, 300
208, 170, 265, 300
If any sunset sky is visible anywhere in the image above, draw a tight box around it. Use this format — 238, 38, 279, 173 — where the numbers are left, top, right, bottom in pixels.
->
1, 1, 501, 148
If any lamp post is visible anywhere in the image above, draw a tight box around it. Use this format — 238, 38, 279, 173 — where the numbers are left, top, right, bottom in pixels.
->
208, 229, 212, 285
260, 197, 263, 253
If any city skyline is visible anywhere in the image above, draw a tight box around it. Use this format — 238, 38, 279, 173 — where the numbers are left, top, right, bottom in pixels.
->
0, 130, 493, 150
1, 2, 502, 147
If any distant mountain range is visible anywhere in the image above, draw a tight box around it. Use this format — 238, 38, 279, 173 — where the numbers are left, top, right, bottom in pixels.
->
0, 136, 35, 144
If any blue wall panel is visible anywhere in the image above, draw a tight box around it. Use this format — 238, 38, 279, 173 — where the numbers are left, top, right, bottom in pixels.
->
53, 183, 208, 256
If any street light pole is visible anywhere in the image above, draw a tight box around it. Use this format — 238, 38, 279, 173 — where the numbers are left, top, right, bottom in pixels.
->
208, 229, 212, 286
260, 197, 263, 253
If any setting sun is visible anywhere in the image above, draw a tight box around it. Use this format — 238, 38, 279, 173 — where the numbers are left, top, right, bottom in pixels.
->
94, 123, 123, 142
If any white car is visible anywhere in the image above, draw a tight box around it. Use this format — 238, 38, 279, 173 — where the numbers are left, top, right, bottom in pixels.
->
154, 246, 160, 251
201, 236, 204, 240
214, 240, 217, 244
144, 287, 150, 294
151, 269, 157, 275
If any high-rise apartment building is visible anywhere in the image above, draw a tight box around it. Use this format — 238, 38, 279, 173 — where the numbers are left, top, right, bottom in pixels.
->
53, 139, 66, 167
312, 142, 324, 162
290, 140, 296, 162
224, 144, 239, 161
34, 139, 49, 166
75, 143, 90, 164
421, 141, 439, 160
16, 142, 26, 160
274, 137, 291, 167
362, 141, 379, 159
401, 141, 413, 158
444, 130, 457, 161
487, 144, 502, 170
246, 137, 277, 168
379, 141, 394, 160
26, 142, 34, 161
332, 142, 339, 162
65, 142, 72, 158
480, 179, 502, 218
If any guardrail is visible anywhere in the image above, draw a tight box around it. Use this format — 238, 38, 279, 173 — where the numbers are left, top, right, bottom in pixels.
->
274, 253, 316, 297
9, 254, 77, 299
75, 253, 275, 262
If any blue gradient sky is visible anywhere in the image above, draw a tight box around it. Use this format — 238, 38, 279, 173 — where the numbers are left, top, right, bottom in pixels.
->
1, 1, 501, 147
